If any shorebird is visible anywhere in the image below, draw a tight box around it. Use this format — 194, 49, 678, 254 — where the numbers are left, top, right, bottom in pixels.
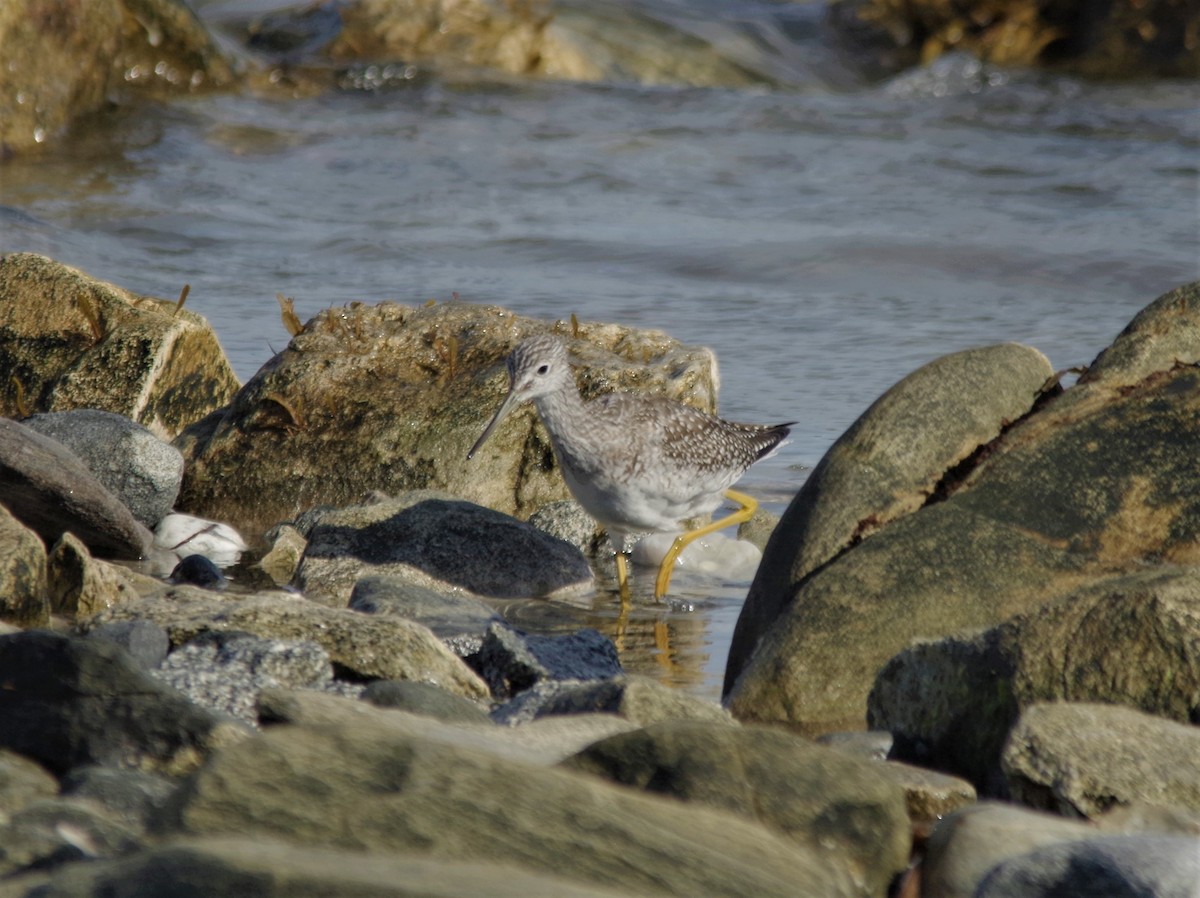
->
469, 334, 792, 599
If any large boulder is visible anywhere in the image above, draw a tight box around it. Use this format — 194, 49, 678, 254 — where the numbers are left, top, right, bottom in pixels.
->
0, 0, 236, 155
174, 301, 718, 538
0, 254, 240, 437
867, 565, 1200, 790
725, 282, 1200, 733
166, 715, 861, 897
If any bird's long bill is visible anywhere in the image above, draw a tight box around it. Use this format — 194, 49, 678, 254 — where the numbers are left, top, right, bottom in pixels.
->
467, 387, 522, 459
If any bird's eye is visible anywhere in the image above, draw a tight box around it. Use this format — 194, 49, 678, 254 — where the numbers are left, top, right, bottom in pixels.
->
536, 364, 549, 375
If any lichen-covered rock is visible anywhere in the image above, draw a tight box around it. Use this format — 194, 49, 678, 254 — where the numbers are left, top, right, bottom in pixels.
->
175, 301, 717, 538
0, 254, 240, 437
0, 504, 48, 627
47, 532, 145, 616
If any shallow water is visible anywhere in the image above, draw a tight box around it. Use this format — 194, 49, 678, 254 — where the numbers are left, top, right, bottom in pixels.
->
2, 1, 1197, 700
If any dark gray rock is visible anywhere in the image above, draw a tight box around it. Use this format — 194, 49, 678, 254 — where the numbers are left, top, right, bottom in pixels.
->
167, 554, 228, 590
350, 574, 501, 656
0, 630, 247, 777
977, 833, 1200, 898
61, 766, 178, 832
85, 620, 170, 670
469, 623, 622, 700
491, 675, 730, 726
23, 410, 184, 529
0, 418, 153, 560
360, 680, 492, 724
154, 631, 334, 726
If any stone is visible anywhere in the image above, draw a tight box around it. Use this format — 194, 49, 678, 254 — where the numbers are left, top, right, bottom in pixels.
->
1001, 702, 1200, 819
816, 730, 895, 761
868, 566, 1200, 789
360, 680, 492, 725
154, 631, 335, 726
47, 533, 141, 616
1081, 281, 1200, 387
0, 749, 59, 821
173, 302, 719, 538
167, 555, 228, 590
725, 342, 1053, 700
0, 630, 248, 777
562, 719, 911, 897
0, 797, 141, 877
23, 410, 184, 528
295, 495, 593, 606
976, 833, 1200, 898
470, 623, 622, 700
727, 339, 1200, 732
84, 620, 170, 670
526, 499, 602, 555
255, 524, 306, 586
168, 715, 860, 897
22, 835, 636, 898
349, 572, 503, 655
60, 766, 178, 832
0, 418, 154, 561
491, 674, 732, 726
0, 503, 48, 627
83, 589, 491, 701
0, 254, 240, 435
876, 761, 977, 826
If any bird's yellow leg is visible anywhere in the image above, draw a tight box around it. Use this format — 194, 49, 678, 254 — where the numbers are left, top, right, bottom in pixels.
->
654, 488, 759, 599
615, 551, 632, 606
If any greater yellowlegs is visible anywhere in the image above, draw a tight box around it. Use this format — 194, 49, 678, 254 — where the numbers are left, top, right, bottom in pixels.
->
468, 334, 792, 599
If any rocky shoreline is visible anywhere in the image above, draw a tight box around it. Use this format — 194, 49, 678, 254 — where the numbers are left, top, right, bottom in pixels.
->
1, 253, 1199, 896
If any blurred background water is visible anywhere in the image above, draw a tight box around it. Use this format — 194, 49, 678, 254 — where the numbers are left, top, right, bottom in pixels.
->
1, 0, 1196, 698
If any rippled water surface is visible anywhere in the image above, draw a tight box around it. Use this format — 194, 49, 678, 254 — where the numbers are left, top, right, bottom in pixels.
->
3, 1, 1197, 698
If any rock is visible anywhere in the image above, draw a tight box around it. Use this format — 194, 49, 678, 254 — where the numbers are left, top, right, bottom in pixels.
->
868, 565, 1200, 789
491, 674, 731, 726
295, 495, 594, 606
350, 574, 503, 656
0, 503, 48, 627
173, 302, 718, 537
167, 715, 860, 897
22, 835, 636, 898
0, 418, 154, 561
257, 687, 637, 766
737, 506, 782, 552
977, 832, 1200, 898
470, 623, 622, 700
255, 524, 306, 586
0, 254, 240, 435
60, 766, 178, 832
827, 0, 1200, 79
47, 533, 142, 616
877, 761, 977, 826
23, 410, 184, 528
154, 514, 248, 568
0, 630, 248, 777
360, 680, 492, 725
1081, 281, 1200, 387
84, 620, 170, 670
725, 343, 1053, 701
1001, 702, 1200, 819
922, 802, 1098, 898
0, 749, 59, 821
816, 730, 895, 761
167, 555, 228, 590
562, 720, 911, 897
0, 797, 142, 876
154, 631, 336, 726
83, 589, 491, 701
726, 293, 1200, 732
526, 499, 602, 555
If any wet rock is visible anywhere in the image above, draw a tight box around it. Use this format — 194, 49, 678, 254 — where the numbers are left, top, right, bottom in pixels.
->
155, 631, 336, 726
167, 714, 860, 897
23, 410, 183, 529
60, 766, 178, 832
350, 574, 502, 656
84, 620, 170, 670
20, 835, 637, 898
726, 285, 1200, 732
827, 0, 1200, 79
562, 719, 911, 897
0, 417, 154, 561
47, 533, 144, 616
868, 565, 1200, 790
0, 630, 248, 777
167, 554, 228, 590
725, 342, 1053, 701
0, 749, 59, 820
976, 832, 1200, 898
174, 302, 718, 537
470, 623, 621, 700
491, 674, 731, 726
0, 797, 142, 876
0, 503, 48, 627
296, 495, 593, 606
83, 588, 491, 701
360, 680, 492, 725
0, 254, 240, 435
1001, 702, 1200, 819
